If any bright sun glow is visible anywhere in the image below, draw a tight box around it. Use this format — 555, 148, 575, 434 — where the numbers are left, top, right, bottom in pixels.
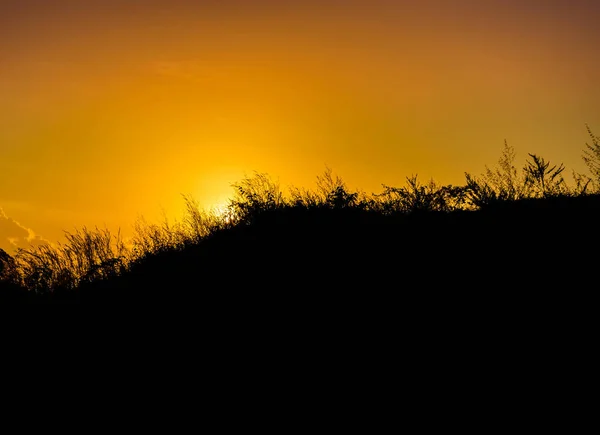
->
209, 202, 234, 224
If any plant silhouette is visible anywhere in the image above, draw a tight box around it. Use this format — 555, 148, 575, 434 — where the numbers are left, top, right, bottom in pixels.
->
2, 126, 600, 306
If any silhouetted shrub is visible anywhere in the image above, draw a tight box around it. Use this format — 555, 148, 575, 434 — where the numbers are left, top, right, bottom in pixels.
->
13, 226, 127, 293
375, 175, 467, 214
582, 125, 600, 186
5, 123, 600, 302
523, 153, 567, 198
229, 172, 284, 224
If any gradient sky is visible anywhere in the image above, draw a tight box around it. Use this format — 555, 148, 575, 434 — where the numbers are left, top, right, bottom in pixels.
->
1, 0, 599, 253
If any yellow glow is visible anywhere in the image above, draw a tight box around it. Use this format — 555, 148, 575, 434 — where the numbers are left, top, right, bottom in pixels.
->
210, 203, 235, 225
1, 1, 599, 253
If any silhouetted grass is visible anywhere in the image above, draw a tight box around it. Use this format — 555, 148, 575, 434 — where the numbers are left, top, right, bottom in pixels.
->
2, 126, 599, 305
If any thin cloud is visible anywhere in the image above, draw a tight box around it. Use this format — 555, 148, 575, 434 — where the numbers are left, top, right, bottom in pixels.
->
0, 207, 49, 254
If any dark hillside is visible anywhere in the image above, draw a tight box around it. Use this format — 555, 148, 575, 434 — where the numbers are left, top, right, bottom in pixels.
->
70, 193, 600, 308
4, 135, 600, 311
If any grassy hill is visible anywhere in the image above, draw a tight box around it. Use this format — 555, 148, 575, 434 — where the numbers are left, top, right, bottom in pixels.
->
2, 133, 600, 308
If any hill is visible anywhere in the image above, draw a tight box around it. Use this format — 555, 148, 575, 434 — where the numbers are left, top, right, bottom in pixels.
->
3, 132, 600, 309
3, 193, 597, 308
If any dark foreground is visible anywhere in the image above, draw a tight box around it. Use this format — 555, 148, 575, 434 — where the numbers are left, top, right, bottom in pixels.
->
2, 194, 598, 309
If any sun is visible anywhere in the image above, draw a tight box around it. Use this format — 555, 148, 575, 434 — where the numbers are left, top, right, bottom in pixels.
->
208, 201, 235, 224
193, 167, 244, 211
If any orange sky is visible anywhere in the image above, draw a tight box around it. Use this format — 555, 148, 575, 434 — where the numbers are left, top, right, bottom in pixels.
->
1, 0, 599, 253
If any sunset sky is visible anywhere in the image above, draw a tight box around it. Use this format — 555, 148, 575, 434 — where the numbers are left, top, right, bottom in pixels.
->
1, 0, 599, 253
